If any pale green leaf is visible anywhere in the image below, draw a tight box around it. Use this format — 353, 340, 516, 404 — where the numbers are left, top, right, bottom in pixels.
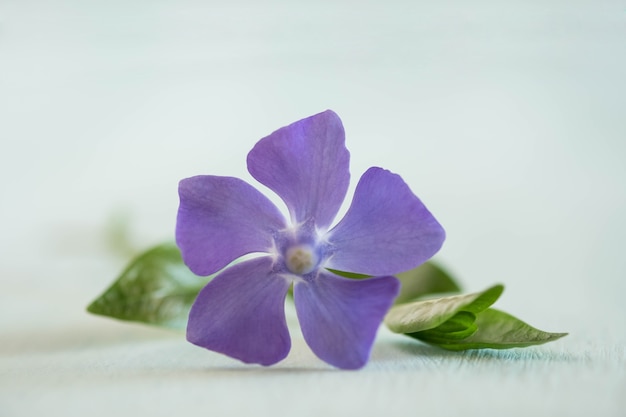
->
87, 243, 210, 329
412, 308, 568, 350
416, 311, 478, 341
384, 284, 503, 333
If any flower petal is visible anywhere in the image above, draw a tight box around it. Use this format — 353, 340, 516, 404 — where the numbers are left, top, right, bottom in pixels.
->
326, 167, 445, 275
294, 272, 400, 369
187, 257, 292, 366
247, 110, 350, 230
176, 175, 286, 276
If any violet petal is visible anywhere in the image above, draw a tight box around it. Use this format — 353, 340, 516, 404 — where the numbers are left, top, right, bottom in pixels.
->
294, 272, 400, 369
247, 110, 350, 230
326, 167, 445, 275
176, 175, 286, 276
187, 257, 292, 366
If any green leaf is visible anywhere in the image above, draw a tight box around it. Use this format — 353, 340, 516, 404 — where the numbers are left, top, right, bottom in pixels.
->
386, 283, 567, 351
326, 268, 371, 279
411, 308, 568, 350
416, 311, 479, 342
87, 243, 210, 329
384, 284, 503, 333
394, 261, 462, 304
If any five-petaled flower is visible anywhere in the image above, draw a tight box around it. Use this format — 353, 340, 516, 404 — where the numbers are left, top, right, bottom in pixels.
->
176, 110, 445, 369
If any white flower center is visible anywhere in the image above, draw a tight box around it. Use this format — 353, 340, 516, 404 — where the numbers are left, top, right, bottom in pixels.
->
285, 245, 318, 275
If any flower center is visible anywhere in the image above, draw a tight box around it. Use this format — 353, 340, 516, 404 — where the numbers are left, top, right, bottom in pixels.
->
285, 244, 318, 275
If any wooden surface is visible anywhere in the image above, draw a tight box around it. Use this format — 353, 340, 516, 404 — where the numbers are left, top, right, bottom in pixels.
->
1, 1, 624, 416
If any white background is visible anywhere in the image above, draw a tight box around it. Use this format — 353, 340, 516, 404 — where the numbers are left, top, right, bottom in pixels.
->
1, 1, 624, 416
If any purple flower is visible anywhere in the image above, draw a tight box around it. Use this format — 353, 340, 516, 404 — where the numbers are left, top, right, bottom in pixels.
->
176, 110, 445, 369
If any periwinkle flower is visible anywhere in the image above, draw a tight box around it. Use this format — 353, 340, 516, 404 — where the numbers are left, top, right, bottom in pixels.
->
176, 110, 445, 369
